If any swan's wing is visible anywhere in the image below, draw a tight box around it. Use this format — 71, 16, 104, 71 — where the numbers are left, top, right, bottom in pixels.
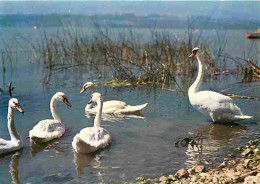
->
0, 138, 9, 146
115, 103, 148, 114
103, 100, 126, 109
77, 127, 111, 147
194, 91, 243, 115
0, 139, 22, 154
0, 138, 10, 149
29, 119, 65, 142
195, 91, 232, 103
87, 100, 126, 113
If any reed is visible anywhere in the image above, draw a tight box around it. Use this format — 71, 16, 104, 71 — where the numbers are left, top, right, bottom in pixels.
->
21, 25, 230, 88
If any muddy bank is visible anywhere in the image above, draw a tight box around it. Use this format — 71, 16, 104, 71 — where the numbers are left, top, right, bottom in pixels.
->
135, 139, 260, 184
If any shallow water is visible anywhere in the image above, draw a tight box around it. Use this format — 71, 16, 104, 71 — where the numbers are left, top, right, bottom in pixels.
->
0, 27, 259, 184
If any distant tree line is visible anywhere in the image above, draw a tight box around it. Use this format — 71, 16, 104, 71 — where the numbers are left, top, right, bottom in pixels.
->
0, 14, 258, 29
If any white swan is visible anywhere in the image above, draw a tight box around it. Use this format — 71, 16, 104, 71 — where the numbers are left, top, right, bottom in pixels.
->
72, 92, 111, 154
29, 92, 72, 143
0, 98, 24, 155
80, 82, 148, 114
188, 47, 253, 123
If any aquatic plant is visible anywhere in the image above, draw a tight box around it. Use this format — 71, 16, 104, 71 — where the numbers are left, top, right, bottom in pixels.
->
20, 24, 230, 89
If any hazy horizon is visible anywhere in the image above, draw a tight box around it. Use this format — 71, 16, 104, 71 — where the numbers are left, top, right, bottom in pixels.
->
0, 1, 259, 21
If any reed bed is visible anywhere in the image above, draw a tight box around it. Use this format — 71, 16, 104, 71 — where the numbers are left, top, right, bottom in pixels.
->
21, 25, 229, 88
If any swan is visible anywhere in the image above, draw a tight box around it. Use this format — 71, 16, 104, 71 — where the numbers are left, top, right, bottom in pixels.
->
72, 92, 111, 153
188, 47, 253, 123
0, 98, 24, 155
80, 82, 148, 114
29, 92, 72, 143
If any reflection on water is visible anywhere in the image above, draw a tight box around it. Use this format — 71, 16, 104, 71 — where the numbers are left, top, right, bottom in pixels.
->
9, 151, 22, 184
185, 123, 248, 167
30, 139, 71, 157
73, 146, 110, 179
86, 112, 145, 122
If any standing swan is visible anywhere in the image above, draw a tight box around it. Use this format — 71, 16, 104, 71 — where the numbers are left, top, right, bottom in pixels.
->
29, 92, 72, 143
188, 47, 253, 123
72, 92, 111, 153
80, 82, 148, 114
0, 98, 24, 155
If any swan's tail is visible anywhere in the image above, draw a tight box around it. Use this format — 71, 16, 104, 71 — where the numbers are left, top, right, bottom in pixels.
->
115, 103, 148, 114
234, 115, 253, 120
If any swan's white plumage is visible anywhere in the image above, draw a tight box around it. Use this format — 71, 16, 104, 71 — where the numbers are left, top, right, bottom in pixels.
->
0, 140, 23, 155
0, 98, 24, 155
29, 92, 71, 143
81, 82, 148, 114
73, 92, 111, 154
188, 47, 253, 123
29, 119, 65, 142
72, 127, 111, 154
86, 102, 148, 114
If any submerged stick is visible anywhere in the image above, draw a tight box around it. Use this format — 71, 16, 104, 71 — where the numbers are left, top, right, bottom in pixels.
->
210, 88, 259, 100
163, 88, 187, 93
8, 82, 13, 97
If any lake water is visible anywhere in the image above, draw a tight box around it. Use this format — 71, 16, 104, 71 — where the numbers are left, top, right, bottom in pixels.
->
0, 27, 259, 184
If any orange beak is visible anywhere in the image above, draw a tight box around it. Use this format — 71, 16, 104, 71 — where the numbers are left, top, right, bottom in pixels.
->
63, 99, 72, 107
189, 52, 196, 58
80, 87, 86, 94
16, 106, 24, 114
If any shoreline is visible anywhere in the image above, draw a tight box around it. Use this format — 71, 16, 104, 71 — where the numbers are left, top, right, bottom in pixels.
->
134, 139, 260, 184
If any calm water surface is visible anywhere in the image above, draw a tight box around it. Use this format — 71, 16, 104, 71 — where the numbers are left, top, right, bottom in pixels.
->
0, 27, 259, 184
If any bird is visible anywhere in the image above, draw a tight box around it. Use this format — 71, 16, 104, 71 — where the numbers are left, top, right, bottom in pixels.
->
80, 82, 148, 114
188, 47, 253, 123
72, 92, 111, 154
0, 98, 24, 155
29, 92, 72, 143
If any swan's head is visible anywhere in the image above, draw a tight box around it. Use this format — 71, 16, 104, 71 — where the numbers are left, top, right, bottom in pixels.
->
9, 98, 24, 113
80, 82, 94, 94
88, 92, 102, 104
189, 47, 201, 58
54, 92, 72, 107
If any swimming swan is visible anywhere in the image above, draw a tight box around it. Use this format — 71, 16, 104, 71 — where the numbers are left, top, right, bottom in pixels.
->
72, 92, 111, 153
0, 98, 24, 155
188, 47, 253, 123
80, 82, 148, 114
29, 92, 72, 143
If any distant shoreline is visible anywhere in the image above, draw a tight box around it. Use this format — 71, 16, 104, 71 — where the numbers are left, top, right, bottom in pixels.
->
0, 14, 258, 30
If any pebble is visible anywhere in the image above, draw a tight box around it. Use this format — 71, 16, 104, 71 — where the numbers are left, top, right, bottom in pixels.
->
174, 169, 189, 179
194, 165, 205, 173
135, 177, 145, 182
218, 161, 227, 169
159, 176, 168, 182
228, 160, 237, 166
190, 176, 198, 182
244, 173, 260, 184
236, 164, 245, 172
241, 148, 252, 157
212, 176, 218, 183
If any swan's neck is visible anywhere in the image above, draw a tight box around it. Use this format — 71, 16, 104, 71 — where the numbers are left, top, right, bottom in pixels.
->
50, 97, 61, 122
94, 99, 103, 127
188, 55, 204, 96
86, 86, 95, 110
7, 106, 20, 141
